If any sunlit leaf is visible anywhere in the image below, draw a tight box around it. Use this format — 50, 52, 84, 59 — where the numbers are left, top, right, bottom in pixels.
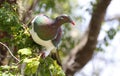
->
18, 48, 32, 56
23, 57, 40, 75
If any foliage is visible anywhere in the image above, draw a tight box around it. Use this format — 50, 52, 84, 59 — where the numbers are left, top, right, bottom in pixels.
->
0, 0, 79, 76
18, 48, 32, 57
107, 28, 116, 40
0, 2, 41, 51
0, 0, 117, 76
39, 57, 65, 76
0, 48, 65, 76
23, 57, 40, 75
0, 65, 20, 76
0, 2, 21, 45
96, 26, 118, 52
0, 2, 19, 32
36, 0, 71, 15
39, 0, 55, 11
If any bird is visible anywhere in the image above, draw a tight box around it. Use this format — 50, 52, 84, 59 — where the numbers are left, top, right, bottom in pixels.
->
29, 14, 75, 64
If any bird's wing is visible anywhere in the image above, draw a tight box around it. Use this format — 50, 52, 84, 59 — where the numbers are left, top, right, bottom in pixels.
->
52, 27, 62, 47
32, 14, 52, 26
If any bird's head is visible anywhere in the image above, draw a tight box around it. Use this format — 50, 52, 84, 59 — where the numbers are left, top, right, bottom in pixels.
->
55, 14, 75, 26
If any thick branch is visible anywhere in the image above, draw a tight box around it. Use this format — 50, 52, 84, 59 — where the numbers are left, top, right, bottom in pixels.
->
63, 0, 111, 76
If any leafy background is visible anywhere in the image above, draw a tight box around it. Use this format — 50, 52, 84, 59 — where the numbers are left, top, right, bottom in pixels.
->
0, 0, 119, 76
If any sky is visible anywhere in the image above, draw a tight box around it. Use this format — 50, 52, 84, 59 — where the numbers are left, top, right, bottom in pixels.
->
74, 0, 120, 76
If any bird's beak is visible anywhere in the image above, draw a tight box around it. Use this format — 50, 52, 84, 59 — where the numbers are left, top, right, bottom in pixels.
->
68, 16, 75, 25
70, 21, 75, 26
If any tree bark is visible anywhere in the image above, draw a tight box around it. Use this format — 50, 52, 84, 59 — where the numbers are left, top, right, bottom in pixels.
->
63, 0, 112, 76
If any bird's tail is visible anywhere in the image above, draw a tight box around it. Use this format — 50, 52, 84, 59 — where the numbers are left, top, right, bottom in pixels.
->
51, 49, 61, 66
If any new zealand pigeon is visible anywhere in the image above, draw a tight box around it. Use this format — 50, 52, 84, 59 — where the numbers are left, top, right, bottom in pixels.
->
30, 14, 75, 59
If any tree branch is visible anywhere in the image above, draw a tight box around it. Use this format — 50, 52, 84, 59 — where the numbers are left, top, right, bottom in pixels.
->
63, 0, 112, 76
0, 42, 20, 62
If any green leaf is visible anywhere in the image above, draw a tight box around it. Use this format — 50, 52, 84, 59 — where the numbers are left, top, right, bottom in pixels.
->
23, 57, 40, 75
39, 57, 65, 76
18, 48, 32, 56
0, 65, 10, 70
107, 28, 116, 40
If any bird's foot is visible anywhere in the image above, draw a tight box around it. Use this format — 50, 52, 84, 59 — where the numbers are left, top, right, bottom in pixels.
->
39, 51, 50, 58
39, 52, 46, 58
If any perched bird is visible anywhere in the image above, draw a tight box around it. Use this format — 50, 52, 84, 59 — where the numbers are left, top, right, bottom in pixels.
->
30, 14, 75, 61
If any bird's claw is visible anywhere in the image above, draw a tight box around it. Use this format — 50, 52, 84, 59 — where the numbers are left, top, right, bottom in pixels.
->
39, 52, 46, 58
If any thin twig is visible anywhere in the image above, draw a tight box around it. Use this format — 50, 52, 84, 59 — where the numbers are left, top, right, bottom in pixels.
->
0, 42, 20, 62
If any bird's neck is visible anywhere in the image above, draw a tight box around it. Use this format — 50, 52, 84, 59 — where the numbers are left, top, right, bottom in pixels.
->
53, 20, 65, 28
